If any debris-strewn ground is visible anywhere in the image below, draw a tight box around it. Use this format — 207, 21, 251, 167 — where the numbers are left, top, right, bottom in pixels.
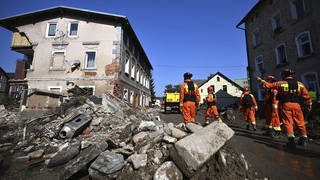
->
0, 95, 269, 180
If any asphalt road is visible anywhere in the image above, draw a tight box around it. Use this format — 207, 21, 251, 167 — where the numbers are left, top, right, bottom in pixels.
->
160, 111, 320, 180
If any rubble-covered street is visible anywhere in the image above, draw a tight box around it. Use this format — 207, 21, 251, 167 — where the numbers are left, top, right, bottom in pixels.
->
0, 93, 264, 180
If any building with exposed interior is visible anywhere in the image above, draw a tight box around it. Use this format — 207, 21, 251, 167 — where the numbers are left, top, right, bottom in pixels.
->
0, 6, 153, 109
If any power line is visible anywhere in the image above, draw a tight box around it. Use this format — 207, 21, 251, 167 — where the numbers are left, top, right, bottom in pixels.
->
153, 64, 246, 69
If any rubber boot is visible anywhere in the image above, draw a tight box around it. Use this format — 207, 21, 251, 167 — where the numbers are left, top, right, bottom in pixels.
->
286, 137, 296, 149
252, 124, 257, 131
246, 124, 250, 130
298, 137, 307, 146
205, 120, 210, 126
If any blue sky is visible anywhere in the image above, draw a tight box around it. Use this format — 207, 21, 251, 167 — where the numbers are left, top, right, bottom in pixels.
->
0, 0, 258, 96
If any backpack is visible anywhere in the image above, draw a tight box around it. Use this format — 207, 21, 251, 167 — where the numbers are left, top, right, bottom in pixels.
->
242, 94, 254, 107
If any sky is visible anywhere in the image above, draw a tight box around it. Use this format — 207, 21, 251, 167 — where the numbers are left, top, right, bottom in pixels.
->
0, 0, 258, 96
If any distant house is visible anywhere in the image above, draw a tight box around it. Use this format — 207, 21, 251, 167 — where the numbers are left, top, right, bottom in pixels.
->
0, 6, 153, 109
0, 67, 10, 95
198, 72, 243, 109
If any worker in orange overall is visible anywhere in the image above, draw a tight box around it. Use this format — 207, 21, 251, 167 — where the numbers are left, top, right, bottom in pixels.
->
205, 86, 222, 125
263, 75, 281, 137
179, 72, 200, 123
257, 68, 312, 148
240, 87, 258, 131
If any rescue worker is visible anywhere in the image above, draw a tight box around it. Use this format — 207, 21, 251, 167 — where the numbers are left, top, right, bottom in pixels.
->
240, 87, 258, 131
257, 68, 312, 148
179, 72, 200, 123
205, 86, 222, 125
263, 75, 281, 137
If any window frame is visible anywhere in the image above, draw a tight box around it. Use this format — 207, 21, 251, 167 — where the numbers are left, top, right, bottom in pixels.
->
84, 50, 97, 69
271, 12, 282, 32
124, 54, 130, 75
290, 0, 306, 20
295, 31, 313, 58
68, 21, 79, 37
255, 55, 264, 76
275, 43, 288, 65
79, 85, 95, 95
50, 50, 66, 70
252, 30, 262, 47
46, 22, 57, 38
301, 72, 319, 93
223, 85, 227, 92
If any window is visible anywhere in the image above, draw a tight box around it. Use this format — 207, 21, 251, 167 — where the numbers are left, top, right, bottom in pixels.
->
296, 31, 313, 58
252, 31, 262, 47
136, 69, 140, 82
223, 85, 227, 92
217, 77, 220, 82
85, 51, 96, 69
130, 91, 134, 104
68, 22, 79, 37
47, 23, 57, 37
255, 55, 264, 76
275, 44, 288, 65
50, 51, 65, 70
131, 62, 135, 79
211, 85, 215, 92
123, 89, 129, 102
302, 73, 319, 93
79, 86, 95, 95
125, 55, 130, 74
201, 89, 203, 93
290, 0, 305, 20
272, 13, 282, 32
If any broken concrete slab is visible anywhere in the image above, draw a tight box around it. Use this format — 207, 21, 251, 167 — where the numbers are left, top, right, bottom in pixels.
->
132, 131, 148, 144
61, 140, 108, 179
47, 141, 80, 168
138, 121, 157, 131
170, 126, 188, 140
90, 151, 124, 174
59, 113, 92, 139
28, 149, 44, 160
170, 122, 234, 177
127, 153, 148, 169
153, 161, 183, 180
185, 122, 203, 133
162, 135, 177, 144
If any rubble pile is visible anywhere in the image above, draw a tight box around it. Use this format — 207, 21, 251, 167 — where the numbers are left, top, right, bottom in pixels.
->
0, 93, 260, 179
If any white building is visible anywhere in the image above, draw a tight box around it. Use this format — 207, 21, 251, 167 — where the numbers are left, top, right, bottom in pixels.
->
198, 72, 243, 109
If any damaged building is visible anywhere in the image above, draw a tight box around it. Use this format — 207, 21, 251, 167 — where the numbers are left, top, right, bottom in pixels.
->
0, 6, 153, 109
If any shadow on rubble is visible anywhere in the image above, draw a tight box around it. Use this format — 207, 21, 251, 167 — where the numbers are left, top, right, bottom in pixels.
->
229, 124, 320, 158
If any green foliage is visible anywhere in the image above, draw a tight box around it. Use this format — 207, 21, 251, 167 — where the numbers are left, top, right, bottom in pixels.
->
164, 84, 180, 93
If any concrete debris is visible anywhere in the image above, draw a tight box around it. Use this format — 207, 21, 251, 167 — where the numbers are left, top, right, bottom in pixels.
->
153, 161, 183, 180
90, 151, 124, 174
0, 93, 256, 180
185, 122, 203, 133
170, 122, 235, 177
127, 153, 148, 169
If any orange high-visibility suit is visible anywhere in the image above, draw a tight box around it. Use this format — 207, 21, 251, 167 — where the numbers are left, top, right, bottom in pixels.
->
260, 77, 312, 138
240, 92, 258, 126
264, 89, 281, 132
180, 79, 200, 123
205, 93, 222, 124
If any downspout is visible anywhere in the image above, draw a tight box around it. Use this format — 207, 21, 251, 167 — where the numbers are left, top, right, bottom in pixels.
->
236, 23, 253, 91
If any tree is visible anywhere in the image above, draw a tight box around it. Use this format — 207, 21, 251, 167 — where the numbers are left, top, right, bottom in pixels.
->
164, 84, 180, 93
150, 75, 156, 103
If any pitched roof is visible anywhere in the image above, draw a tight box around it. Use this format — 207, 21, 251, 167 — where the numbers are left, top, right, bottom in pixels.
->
193, 79, 206, 87
236, 0, 265, 28
199, 72, 243, 90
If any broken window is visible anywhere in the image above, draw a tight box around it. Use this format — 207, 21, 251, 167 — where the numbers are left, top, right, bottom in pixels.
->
85, 51, 96, 69
69, 22, 79, 37
123, 89, 129, 102
296, 31, 313, 58
275, 44, 287, 65
47, 22, 57, 37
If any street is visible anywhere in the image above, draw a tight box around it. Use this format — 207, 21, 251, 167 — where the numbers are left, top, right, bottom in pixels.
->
160, 111, 320, 180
